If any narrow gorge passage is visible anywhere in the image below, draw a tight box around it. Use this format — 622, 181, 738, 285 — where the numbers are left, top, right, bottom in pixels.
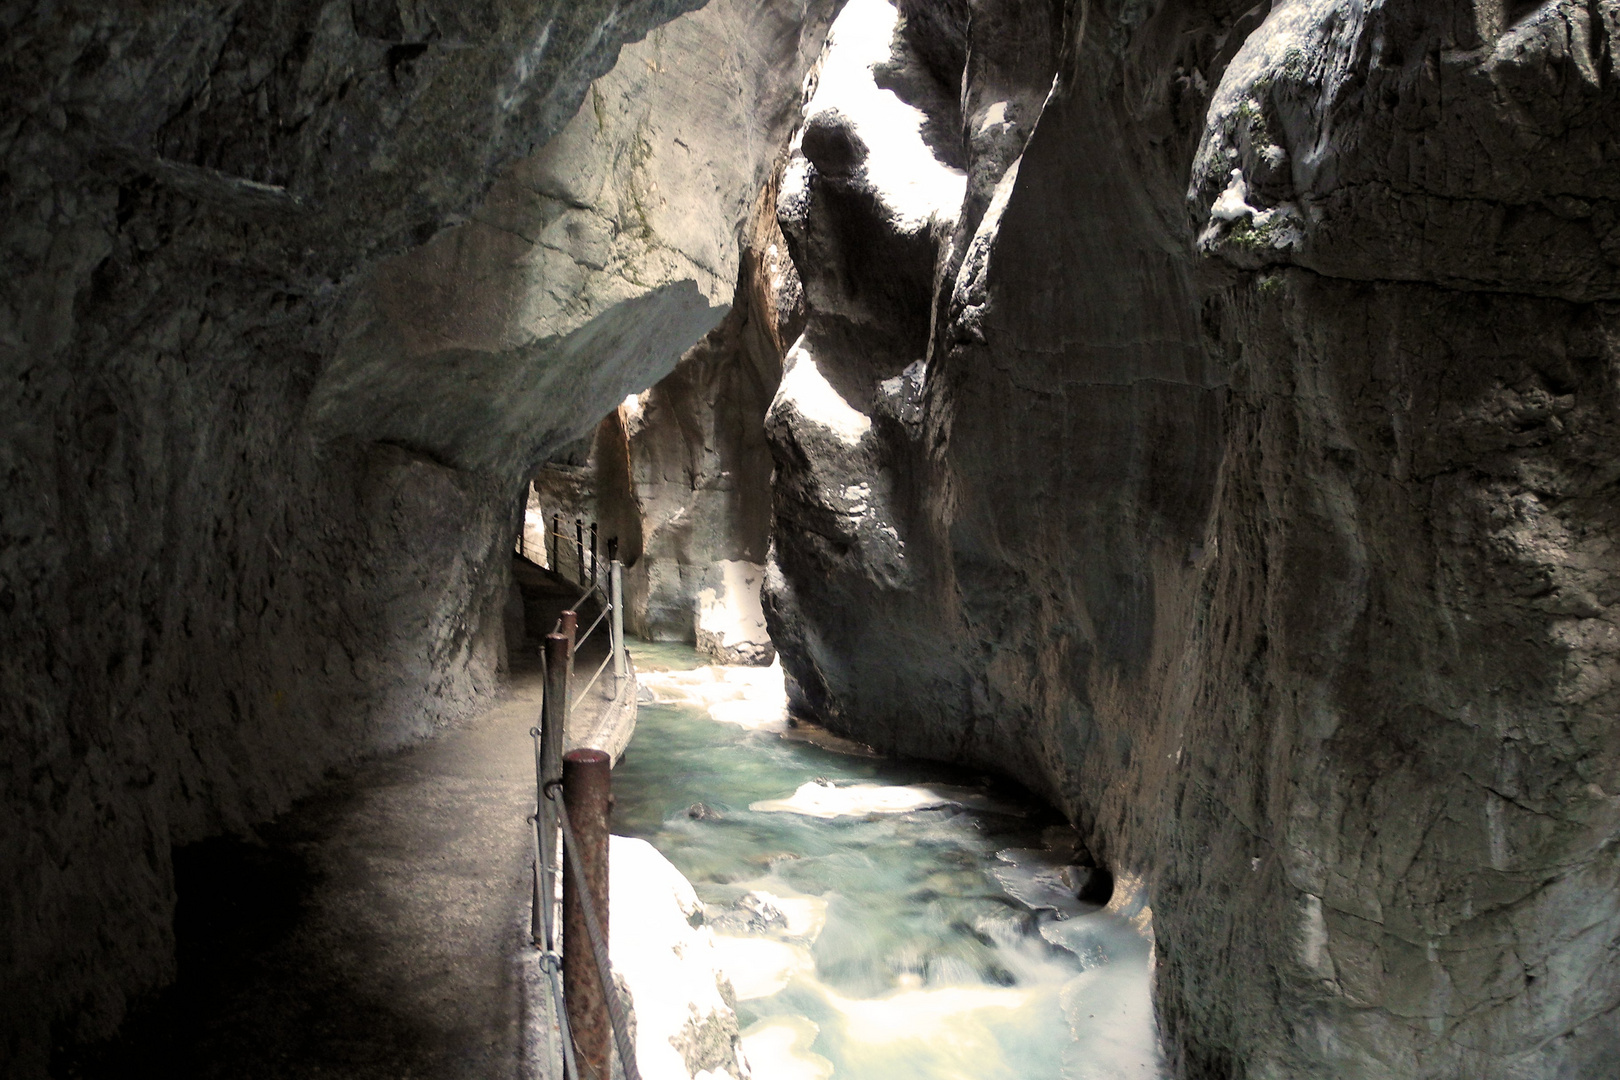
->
619, 644, 1163, 1080
8, 0, 1620, 1077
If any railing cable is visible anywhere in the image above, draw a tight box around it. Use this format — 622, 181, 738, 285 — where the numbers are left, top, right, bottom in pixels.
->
529, 807, 580, 1080
571, 650, 615, 710
573, 603, 610, 653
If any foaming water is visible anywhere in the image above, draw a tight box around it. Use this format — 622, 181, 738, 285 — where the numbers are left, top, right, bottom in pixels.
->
616, 641, 1165, 1080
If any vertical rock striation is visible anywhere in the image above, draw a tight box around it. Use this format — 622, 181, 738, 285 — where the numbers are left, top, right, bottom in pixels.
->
0, 0, 834, 1069
764, 1, 1620, 1075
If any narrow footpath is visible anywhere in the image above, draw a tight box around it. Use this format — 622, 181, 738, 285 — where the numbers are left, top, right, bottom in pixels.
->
60, 557, 632, 1080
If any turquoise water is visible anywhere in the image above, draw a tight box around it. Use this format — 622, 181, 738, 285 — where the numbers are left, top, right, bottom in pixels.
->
614, 642, 1163, 1080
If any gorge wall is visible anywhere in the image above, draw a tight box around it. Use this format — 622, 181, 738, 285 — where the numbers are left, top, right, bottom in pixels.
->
0, 0, 835, 1070
533, 169, 802, 661
764, 1, 1620, 1077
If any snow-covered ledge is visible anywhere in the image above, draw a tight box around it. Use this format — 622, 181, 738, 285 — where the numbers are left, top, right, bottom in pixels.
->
609, 837, 750, 1080
694, 561, 775, 667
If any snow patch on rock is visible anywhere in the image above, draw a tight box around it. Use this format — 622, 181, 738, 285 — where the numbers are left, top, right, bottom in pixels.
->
798, 0, 966, 232
610, 836, 751, 1080
695, 561, 775, 666
773, 337, 871, 446
1209, 168, 1257, 223
976, 100, 1011, 135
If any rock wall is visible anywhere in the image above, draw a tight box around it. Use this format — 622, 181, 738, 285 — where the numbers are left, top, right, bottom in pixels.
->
623, 174, 803, 656
533, 172, 802, 661
763, 1, 1620, 1076
531, 409, 645, 582
0, 0, 834, 1070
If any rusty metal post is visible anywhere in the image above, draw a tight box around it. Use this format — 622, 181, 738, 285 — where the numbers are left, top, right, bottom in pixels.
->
562, 748, 612, 1080
539, 631, 572, 950
541, 633, 571, 790
547, 614, 577, 772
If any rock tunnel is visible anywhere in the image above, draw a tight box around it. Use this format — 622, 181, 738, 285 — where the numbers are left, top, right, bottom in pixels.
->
4, 1, 1620, 1077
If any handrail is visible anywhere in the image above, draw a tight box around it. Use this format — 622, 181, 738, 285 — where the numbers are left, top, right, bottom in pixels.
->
571, 579, 601, 614
528, 542, 633, 1078
549, 781, 642, 1080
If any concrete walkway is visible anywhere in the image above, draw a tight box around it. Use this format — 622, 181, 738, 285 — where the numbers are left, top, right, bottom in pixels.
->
60, 558, 634, 1080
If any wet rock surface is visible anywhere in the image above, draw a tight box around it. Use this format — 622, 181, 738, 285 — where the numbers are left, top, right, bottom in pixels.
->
763, 1, 1620, 1076
1, 0, 834, 1069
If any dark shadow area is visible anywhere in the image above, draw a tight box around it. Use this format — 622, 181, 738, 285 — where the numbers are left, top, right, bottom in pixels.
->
52, 826, 436, 1079
52, 713, 538, 1080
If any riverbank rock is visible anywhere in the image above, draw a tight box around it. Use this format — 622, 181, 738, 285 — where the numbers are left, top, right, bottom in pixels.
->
695, 562, 776, 666
763, 1, 1620, 1076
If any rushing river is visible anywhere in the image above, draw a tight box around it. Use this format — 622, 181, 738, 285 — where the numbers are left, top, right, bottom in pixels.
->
615, 643, 1164, 1080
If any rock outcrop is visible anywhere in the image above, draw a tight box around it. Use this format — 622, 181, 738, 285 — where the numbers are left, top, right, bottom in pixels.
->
609, 836, 752, 1080
0, 0, 834, 1069
764, 1, 1620, 1076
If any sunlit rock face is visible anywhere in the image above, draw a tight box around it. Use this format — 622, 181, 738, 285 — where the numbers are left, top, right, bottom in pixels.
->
532, 173, 803, 663
0, 0, 833, 1069
764, 1, 1620, 1076
622, 176, 804, 657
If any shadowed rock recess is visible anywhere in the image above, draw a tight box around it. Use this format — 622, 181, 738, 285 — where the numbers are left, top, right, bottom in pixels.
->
763, 1, 1620, 1077
5, 1, 1619, 1079
0, 0, 835, 1071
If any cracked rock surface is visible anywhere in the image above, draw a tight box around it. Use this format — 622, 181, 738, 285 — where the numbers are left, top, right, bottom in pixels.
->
763, 1, 1620, 1076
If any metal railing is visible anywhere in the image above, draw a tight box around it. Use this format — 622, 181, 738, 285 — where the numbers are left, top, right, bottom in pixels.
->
531, 629, 641, 1080
532, 515, 628, 707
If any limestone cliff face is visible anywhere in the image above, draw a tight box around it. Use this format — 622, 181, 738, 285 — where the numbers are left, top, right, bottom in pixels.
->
764, 1, 1620, 1076
0, 0, 834, 1069
623, 175, 803, 656
532, 173, 802, 661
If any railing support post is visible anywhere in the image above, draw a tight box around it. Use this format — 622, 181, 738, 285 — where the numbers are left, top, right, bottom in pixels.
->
562, 748, 613, 1080
538, 631, 572, 957
610, 559, 625, 687
575, 519, 585, 584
